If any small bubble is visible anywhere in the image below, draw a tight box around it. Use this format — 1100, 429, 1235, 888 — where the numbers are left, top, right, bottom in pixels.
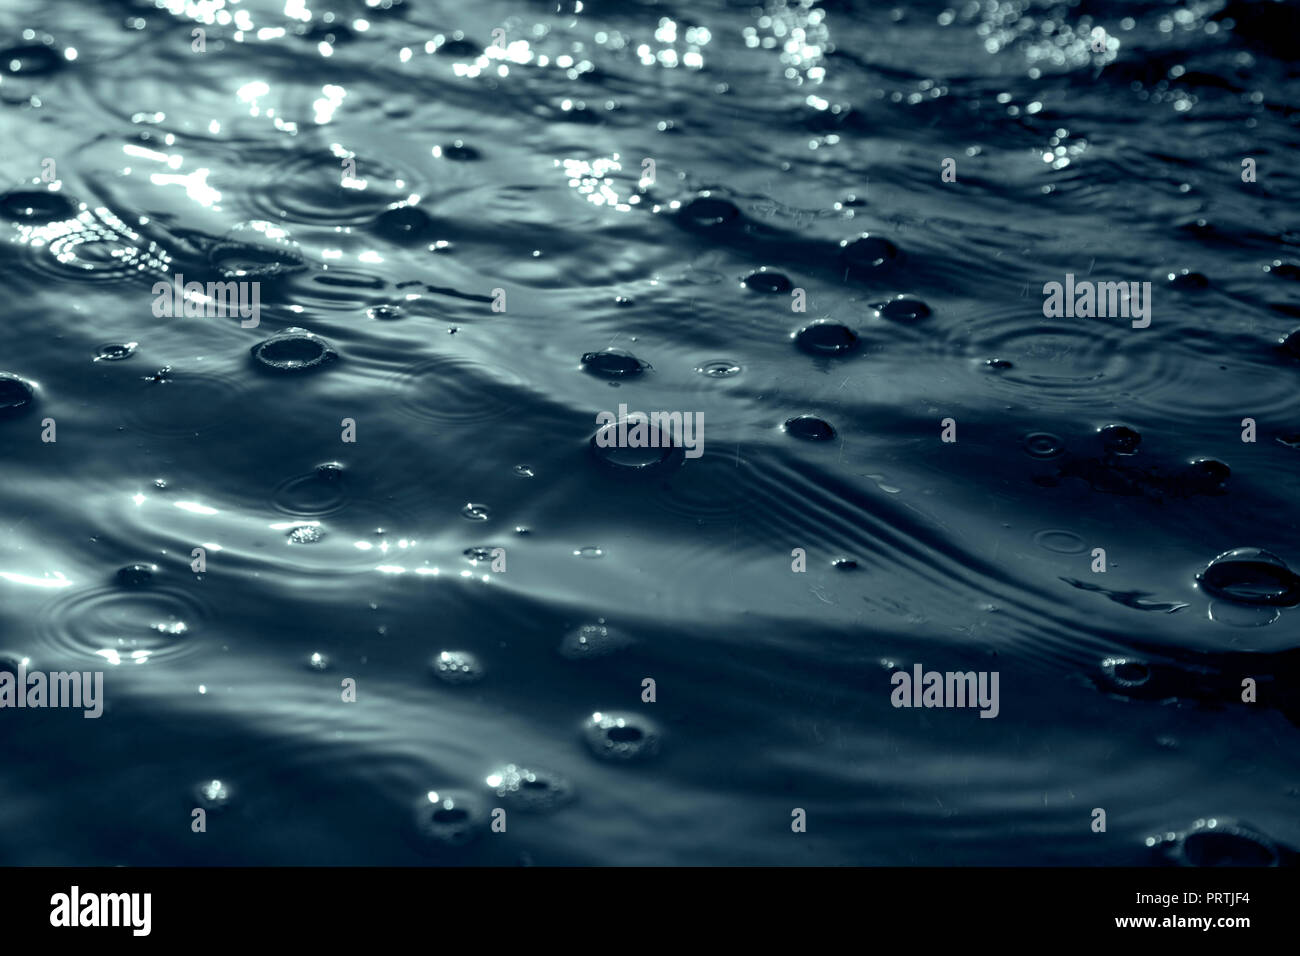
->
461, 503, 491, 521
193, 778, 232, 811
485, 764, 575, 812
559, 622, 634, 660
431, 650, 485, 685
414, 789, 487, 847
583, 711, 662, 762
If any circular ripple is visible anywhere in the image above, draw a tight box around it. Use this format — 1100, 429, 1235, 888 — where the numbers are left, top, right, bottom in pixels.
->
0, 373, 36, 420
485, 764, 575, 813
293, 267, 388, 313
1131, 331, 1300, 424
652, 452, 753, 522
120, 370, 245, 438
1196, 548, 1300, 607
239, 151, 420, 227
430, 650, 485, 685
38, 581, 211, 666
17, 206, 171, 285
695, 359, 742, 378
952, 317, 1137, 403
413, 790, 487, 848
1033, 529, 1087, 553
1022, 432, 1065, 459
388, 355, 534, 425
272, 468, 350, 517
250, 328, 338, 374
582, 711, 662, 762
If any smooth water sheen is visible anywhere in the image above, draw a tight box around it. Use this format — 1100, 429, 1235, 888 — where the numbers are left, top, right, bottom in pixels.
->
1, 0, 1298, 866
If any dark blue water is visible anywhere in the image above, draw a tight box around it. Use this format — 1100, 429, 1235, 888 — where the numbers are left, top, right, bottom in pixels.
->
1, 0, 1298, 866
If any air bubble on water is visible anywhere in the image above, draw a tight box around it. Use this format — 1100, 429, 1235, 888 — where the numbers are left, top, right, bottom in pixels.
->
582, 710, 661, 762
484, 764, 575, 812
431, 650, 485, 684
1197, 548, 1300, 607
